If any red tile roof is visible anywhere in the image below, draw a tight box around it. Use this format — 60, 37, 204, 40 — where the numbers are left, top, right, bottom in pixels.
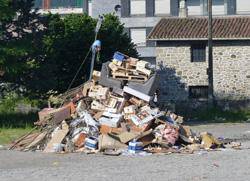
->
148, 16, 250, 40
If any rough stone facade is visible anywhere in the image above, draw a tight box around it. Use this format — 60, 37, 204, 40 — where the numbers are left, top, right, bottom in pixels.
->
156, 41, 250, 106
213, 42, 250, 101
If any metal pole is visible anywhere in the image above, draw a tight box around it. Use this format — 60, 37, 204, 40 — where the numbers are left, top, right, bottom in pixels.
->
208, 0, 214, 105
88, 16, 103, 81
89, 48, 96, 81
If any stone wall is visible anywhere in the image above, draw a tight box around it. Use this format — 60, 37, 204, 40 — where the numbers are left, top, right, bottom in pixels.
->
213, 42, 250, 101
156, 41, 250, 106
156, 42, 208, 103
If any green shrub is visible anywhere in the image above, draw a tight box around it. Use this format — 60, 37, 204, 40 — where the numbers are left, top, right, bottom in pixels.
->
0, 93, 40, 128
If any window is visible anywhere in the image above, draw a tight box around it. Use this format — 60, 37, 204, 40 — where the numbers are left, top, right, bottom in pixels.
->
212, 0, 225, 15
155, 0, 170, 15
187, 0, 201, 16
191, 44, 206, 62
130, 0, 146, 15
34, 0, 43, 8
189, 86, 208, 99
130, 28, 146, 47
237, 0, 250, 14
41, 0, 84, 9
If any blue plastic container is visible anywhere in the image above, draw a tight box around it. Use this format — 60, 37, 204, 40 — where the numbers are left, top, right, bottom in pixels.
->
113, 52, 125, 61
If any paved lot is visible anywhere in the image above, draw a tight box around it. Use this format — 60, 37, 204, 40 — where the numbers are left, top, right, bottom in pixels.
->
1, 123, 250, 181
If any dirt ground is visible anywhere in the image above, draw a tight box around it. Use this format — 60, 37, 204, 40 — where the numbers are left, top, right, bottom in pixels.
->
1, 123, 250, 181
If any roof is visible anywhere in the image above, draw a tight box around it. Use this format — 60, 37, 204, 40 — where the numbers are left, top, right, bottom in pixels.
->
148, 16, 250, 41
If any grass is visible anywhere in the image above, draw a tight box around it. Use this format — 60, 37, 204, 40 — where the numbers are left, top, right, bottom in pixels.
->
190, 108, 250, 123
0, 95, 40, 145
0, 127, 35, 145
0, 112, 38, 128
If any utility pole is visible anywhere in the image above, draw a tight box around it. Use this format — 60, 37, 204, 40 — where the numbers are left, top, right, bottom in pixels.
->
208, 0, 214, 106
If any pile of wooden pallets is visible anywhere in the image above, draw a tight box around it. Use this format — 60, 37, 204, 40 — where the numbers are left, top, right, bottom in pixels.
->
9, 52, 237, 155
109, 55, 152, 83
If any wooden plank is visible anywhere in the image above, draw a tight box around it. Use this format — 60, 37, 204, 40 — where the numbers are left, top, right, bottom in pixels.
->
25, 132, 47, 149
112, 75, 147, 82
109, 62, 119, 72
43, 121, 69, 153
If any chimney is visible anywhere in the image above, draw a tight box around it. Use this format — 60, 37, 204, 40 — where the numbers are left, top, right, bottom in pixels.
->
179, 0, 188, 18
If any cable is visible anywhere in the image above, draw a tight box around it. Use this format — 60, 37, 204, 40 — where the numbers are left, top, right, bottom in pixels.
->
60, 15, 104, 107
60, 47, 91, 107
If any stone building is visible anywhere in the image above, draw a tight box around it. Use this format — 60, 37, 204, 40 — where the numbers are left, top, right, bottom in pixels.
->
148, 16, 250, 108
91, 0, 242, 63
33, 0, 250, 65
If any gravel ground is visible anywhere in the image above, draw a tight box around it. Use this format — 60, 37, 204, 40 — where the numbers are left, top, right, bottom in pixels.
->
1, 123, 250, 181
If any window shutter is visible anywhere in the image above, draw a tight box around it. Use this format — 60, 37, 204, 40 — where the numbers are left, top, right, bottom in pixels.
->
170, 0, 179, 16
121, 0, 130, 17
227, 0, 236, 15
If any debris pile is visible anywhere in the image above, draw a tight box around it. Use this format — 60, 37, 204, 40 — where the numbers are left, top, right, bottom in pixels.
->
10, 52, 231, 155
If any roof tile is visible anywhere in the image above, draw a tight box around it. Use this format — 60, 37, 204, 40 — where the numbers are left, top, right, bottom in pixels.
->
148, 16, 250, 40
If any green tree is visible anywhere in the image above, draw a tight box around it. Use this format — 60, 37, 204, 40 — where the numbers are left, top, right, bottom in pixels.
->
98, 14, 138, 65
0, 0, 45, 87
1, 6, 138, 97
41, 13, 138, 93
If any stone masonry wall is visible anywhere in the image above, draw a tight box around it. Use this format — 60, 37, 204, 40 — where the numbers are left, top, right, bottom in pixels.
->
156, 41, 250, 104
156, 42, 208, 103
213, 42, 250, 101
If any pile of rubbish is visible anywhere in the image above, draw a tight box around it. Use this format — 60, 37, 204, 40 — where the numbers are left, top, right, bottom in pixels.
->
9, 52, 238, 155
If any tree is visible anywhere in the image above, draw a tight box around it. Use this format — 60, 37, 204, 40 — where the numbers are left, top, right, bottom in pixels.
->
1, 6, 138, 98
0, 0, 45, 87
98, 14, 138, 65
40, 13, 138, 93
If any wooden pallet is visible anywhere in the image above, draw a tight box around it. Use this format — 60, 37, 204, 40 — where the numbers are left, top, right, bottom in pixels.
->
112, 69, 148, 76
112, 74, 147, 82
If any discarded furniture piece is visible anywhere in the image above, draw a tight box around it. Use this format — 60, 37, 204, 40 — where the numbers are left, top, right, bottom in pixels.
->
43, 121, 69, 153
99, 61, 123, 89
37, 105, 71, 126
127, 72, 160, 96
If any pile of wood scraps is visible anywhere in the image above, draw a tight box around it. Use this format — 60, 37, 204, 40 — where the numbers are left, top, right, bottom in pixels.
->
9, 52, 239, 155
109, 54, 152, 83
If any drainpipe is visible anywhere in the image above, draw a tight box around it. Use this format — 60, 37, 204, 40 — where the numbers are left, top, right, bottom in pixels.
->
179, 0, 188, 18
